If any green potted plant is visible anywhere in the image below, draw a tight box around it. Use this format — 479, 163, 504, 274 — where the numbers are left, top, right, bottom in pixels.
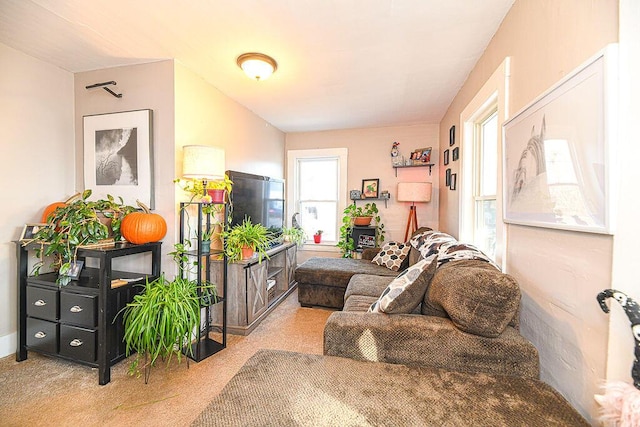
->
121, 244, 217, 383
223, 217, 272, 262
32, 189, 136, 285
281, 226, 306, 246
337, 202, 385, 258
174, 174, 233, 204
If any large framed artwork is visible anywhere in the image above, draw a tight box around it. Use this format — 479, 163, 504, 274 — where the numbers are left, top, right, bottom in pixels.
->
503, 45, 617, 234
83, 109, 154, 209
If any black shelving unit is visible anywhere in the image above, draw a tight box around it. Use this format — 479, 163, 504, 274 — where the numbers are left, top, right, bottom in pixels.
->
16, 241, 162, 385
179, 202, 227, 362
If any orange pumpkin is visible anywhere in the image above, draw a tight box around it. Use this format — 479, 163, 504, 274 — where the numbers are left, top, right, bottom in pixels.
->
41, 193, 81, 223
121, 201, 167, 244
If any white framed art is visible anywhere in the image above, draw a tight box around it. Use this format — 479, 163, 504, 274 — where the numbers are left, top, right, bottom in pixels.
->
502, 45, 617, 234
83, 109, 154, 208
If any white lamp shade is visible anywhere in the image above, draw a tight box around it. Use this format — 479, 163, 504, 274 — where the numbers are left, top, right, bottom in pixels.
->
397, 182, 432, 203
182, 145, 225, 180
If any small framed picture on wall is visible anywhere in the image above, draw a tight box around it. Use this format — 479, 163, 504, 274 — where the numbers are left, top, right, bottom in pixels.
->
444, 150, 450, 166
449, 125, 456, 146
452, 147, 459, 161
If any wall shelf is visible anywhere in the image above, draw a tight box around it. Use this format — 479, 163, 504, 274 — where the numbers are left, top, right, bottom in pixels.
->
393, 163, 434, 176
350, 196, 390, 208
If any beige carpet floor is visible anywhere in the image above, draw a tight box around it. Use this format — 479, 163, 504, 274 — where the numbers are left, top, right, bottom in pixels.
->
0, 289, 333, 427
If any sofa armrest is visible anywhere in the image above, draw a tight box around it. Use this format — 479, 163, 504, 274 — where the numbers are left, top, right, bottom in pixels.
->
323, 311, 539, 379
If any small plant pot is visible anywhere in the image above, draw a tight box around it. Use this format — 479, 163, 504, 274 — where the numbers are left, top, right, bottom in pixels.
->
208, 189, 226, 204
241, 246, 255, 260
354, 216, 373, 226
313, 234, 322, 244
201, 240, 211, 254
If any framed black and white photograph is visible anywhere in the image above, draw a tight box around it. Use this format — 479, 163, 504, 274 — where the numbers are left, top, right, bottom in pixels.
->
443, 149, 450, 166
445, 168, 451, 187
450, 173, 457, 191
83, 109, 154, 208
63, 260, 84, 280
503, 46, 616, 234
452, 147, 459, 161
20, 223, 45, 242
449, 125, 455, 146
362, 178, 379, 198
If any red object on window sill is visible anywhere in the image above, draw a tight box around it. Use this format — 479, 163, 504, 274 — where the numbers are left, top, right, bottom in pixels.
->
313, 234, 321, 244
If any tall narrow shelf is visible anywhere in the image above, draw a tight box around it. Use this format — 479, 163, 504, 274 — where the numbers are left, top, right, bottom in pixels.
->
179, 202, 227, 362
16, 241, 162, 385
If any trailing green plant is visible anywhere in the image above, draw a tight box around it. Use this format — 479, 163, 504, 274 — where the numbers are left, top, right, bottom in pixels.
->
32, 189, 136, 285
336, 202, 385, 258
121, 244, 217, 383
223, 217, 273, 262
281, 226, 307, 246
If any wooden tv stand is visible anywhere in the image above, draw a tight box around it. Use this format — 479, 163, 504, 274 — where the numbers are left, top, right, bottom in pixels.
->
216, 242, 297, 335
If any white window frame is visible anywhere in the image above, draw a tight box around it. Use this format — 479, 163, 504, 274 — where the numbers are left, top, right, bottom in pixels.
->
287, 148, 348, 251
459, 58, 510, 268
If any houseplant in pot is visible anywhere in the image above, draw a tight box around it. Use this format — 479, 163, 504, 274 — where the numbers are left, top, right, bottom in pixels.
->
313, 230, 323, 244
223, 217, 272, 262
32, 189, 137, 284
337, 202, 385, 258
174, 174, 233, 205
120, 244, 217, 383
282, 226, 306, 246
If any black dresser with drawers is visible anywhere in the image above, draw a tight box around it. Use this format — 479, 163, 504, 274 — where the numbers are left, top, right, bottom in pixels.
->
16, 241, 161, 385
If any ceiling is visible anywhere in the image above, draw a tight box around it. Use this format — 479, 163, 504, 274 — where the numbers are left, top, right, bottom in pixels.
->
0, 0, 514, 133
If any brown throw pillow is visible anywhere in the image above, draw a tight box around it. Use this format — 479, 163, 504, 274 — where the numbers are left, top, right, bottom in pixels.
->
423, 260, 520, 337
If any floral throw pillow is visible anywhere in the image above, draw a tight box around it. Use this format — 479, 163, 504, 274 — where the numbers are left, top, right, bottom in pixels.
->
368, 257, 438, 314
372, 241, 410, 271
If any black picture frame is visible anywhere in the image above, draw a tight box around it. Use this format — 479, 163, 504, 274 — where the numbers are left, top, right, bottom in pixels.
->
449, 125, 455, 146
63, 260, 84, 280
19, 223, 45, 241
361, 178, 379, 198
450, 173, 457, 191
444, 149, 450, 166
452, 147, 459, 161
446, 168, 451, 187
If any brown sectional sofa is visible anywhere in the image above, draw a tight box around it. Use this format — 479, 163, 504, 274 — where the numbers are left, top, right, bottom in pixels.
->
296, 228, 540, 379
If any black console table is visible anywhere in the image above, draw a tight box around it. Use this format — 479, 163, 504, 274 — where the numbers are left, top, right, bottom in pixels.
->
16, 241, 162, 385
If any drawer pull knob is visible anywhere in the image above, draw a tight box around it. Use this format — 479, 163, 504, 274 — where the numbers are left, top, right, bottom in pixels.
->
70, 339, 83, 347
34, 331, 46, 339
34, 299, 47, 307
70, 305, 83, 313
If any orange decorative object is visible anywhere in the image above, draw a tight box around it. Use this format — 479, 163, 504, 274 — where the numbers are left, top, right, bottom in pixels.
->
353, 216, 373, 226
121, 200, 167, 244
40, 193, 81, 223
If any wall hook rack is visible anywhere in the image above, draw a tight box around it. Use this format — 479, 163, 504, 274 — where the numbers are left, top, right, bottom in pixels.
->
85, 81, 122, 98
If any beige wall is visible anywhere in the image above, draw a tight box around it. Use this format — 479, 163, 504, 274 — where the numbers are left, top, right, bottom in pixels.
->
438, 0, 619, 422
74, 60, 177, 273
0, 43, 75, 357
286, 123, 439, 259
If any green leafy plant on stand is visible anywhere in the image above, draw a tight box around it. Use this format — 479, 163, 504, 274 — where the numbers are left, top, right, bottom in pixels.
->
223, 217, 273, 263
281, 226, 307, 246
31, 189, 136, 285
337, 202, 385, 258
120, 244, 217, 383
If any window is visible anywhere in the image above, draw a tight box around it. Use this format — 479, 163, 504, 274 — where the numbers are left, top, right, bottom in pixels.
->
473, 109, 498, 259
287, 148, 348, 245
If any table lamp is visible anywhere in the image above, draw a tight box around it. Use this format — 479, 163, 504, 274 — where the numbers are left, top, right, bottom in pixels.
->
397, 182, 432, 241
182, 145, 225, 196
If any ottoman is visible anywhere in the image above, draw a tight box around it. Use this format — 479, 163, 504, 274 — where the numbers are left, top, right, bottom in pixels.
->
294, 257, 397, 309
191, 349, 589, 427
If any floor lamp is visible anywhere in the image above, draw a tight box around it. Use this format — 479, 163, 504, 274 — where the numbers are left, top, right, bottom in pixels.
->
397, 182, 432, 242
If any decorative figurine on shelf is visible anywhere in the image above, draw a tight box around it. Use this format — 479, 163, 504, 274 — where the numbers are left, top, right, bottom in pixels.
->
391, 142, 403, 167
594, 289, 640, 426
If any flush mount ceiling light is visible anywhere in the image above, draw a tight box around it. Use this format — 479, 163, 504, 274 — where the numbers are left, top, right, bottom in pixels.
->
237, 52, 278, 81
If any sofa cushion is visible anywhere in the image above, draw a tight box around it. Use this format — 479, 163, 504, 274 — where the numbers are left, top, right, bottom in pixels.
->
423, 260, 520, 338
410, 229, 499, 270
368, 257, 437, 314
344, 295, 380, 312
344, 274, 394, 301
371, 241, 410, 271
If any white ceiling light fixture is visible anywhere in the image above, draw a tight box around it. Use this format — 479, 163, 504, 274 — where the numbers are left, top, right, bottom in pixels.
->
237, 52, 278, 81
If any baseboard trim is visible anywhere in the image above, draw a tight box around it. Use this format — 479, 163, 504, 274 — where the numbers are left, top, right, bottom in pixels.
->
0, 332, 16, 359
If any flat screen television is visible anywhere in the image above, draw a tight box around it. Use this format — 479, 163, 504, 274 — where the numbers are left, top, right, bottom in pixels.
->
226, 170, 285, 236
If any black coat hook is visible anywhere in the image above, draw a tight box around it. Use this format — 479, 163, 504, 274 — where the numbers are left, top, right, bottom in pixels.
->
85, 81, 122, 98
